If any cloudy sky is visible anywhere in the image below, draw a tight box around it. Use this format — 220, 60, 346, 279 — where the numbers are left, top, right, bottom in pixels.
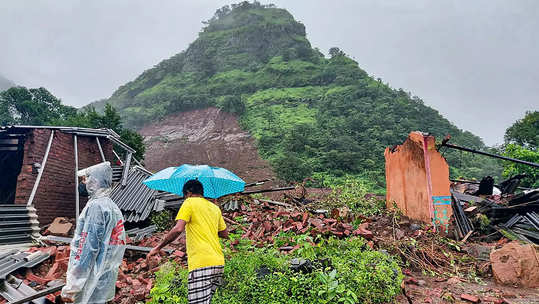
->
1, 0, 537, 145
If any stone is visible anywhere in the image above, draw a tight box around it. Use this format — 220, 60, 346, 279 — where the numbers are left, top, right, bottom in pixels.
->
460, 293, 480, 303
482, 296, 503, 304
490, 241, 539, 288
466, 244, 493, 261
446, 276, 462, 285
501, 291, 516, 298
409, 223, 421, 231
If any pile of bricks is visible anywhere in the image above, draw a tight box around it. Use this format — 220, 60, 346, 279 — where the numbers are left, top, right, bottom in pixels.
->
113, 233, 187, 304
0, 235, 187, 304
0, 246, 71, 304
223, 200, 374, 250
1, 198, 375, 304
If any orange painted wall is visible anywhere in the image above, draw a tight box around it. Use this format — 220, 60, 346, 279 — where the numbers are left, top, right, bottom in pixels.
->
385, 132, 452, 230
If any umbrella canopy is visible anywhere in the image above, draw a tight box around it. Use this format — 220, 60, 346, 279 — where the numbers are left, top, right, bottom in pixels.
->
142, 164, 245, 199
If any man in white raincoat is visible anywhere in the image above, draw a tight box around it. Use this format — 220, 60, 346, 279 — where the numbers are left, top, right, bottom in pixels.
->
61, 162, 126, 304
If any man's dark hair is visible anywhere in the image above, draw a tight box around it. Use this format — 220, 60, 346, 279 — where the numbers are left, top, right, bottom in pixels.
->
183, 180, 204, 196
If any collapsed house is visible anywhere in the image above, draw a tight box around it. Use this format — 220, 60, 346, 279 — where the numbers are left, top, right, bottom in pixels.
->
385, 131, 452, 233
0, 126, 144, 245
385, 131, 539, 244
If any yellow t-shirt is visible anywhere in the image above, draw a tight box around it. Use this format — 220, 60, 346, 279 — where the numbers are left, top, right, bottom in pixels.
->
175, 197, 226, 271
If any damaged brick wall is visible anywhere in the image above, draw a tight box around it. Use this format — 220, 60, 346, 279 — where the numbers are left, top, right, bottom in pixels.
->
14, 129, 114, 225
385, 132, 452, 231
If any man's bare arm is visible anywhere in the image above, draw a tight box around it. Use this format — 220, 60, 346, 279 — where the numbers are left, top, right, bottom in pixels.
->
218, 228, 229, 239
147, 220, 186, 260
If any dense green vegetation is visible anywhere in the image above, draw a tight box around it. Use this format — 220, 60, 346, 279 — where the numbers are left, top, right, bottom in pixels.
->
0, 86, 145, 160
502, 111, 538, 187
504, 111, 538, 150
149, 237, 402, 304
94, 1, 503, 188
0, 87, 76, 125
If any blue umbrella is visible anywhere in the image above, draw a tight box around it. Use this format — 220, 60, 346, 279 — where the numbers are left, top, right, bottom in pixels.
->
142, 164, 245, 199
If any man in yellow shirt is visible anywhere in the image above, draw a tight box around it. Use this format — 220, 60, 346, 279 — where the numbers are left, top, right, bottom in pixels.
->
147, 180, 228, 303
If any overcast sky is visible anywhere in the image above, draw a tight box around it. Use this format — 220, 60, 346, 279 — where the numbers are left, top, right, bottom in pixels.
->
1, 0, 537, 145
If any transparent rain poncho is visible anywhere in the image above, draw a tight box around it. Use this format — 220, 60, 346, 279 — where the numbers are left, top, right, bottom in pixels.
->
61, 162, 126, 304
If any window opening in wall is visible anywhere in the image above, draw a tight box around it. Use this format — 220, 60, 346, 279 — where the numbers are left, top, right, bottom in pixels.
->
0, 133, 25, 204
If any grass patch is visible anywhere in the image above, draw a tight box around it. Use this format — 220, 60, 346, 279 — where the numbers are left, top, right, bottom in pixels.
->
149, 237, 402, 304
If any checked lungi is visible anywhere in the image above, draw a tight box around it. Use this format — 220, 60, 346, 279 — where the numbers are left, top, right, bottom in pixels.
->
187, 265, 224, 304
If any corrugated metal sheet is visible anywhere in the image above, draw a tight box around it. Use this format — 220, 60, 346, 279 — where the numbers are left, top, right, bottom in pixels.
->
153, 192, 184, 211
1, 275, 47, 303
126, 225, 157, 242
0, 206, 40, 245
0, 250, 50, 280
0, 125, 135, 153
110, 166, 157, 223
0, 275, 64, 304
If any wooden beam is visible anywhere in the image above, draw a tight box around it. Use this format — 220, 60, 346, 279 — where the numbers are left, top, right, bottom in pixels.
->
27, 131, 54, 206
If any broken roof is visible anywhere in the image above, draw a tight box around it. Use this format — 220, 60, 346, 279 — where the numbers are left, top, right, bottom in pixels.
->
111, 166, 159, 223
0, 125, 135, 153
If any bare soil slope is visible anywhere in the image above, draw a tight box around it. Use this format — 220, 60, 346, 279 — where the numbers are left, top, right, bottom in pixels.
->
139, 107, 275, 184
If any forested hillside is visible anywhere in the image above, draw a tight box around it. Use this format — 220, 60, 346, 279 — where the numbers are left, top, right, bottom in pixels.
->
94, 2, 502, 189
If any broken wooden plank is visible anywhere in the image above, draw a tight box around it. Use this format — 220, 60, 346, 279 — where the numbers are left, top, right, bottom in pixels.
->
461, 230, 474, 243
464, 206, 477, 213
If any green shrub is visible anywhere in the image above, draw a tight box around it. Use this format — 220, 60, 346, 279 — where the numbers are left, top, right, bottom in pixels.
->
323, 178, 386, 216
150, 210, 174, 232
148, 237, 402, 304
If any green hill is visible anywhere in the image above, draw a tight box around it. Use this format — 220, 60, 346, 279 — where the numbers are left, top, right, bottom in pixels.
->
96, 2, 502, 189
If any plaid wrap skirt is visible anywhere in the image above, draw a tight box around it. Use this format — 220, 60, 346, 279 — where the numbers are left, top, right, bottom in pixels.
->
187, 265, 224, 304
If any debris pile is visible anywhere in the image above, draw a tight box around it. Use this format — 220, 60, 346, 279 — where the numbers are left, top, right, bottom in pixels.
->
0, 231, 187, 304
0, 246, 68, 304
2, 185, 537, 303
451, 187, 539, 245
221, 199, 374, 251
